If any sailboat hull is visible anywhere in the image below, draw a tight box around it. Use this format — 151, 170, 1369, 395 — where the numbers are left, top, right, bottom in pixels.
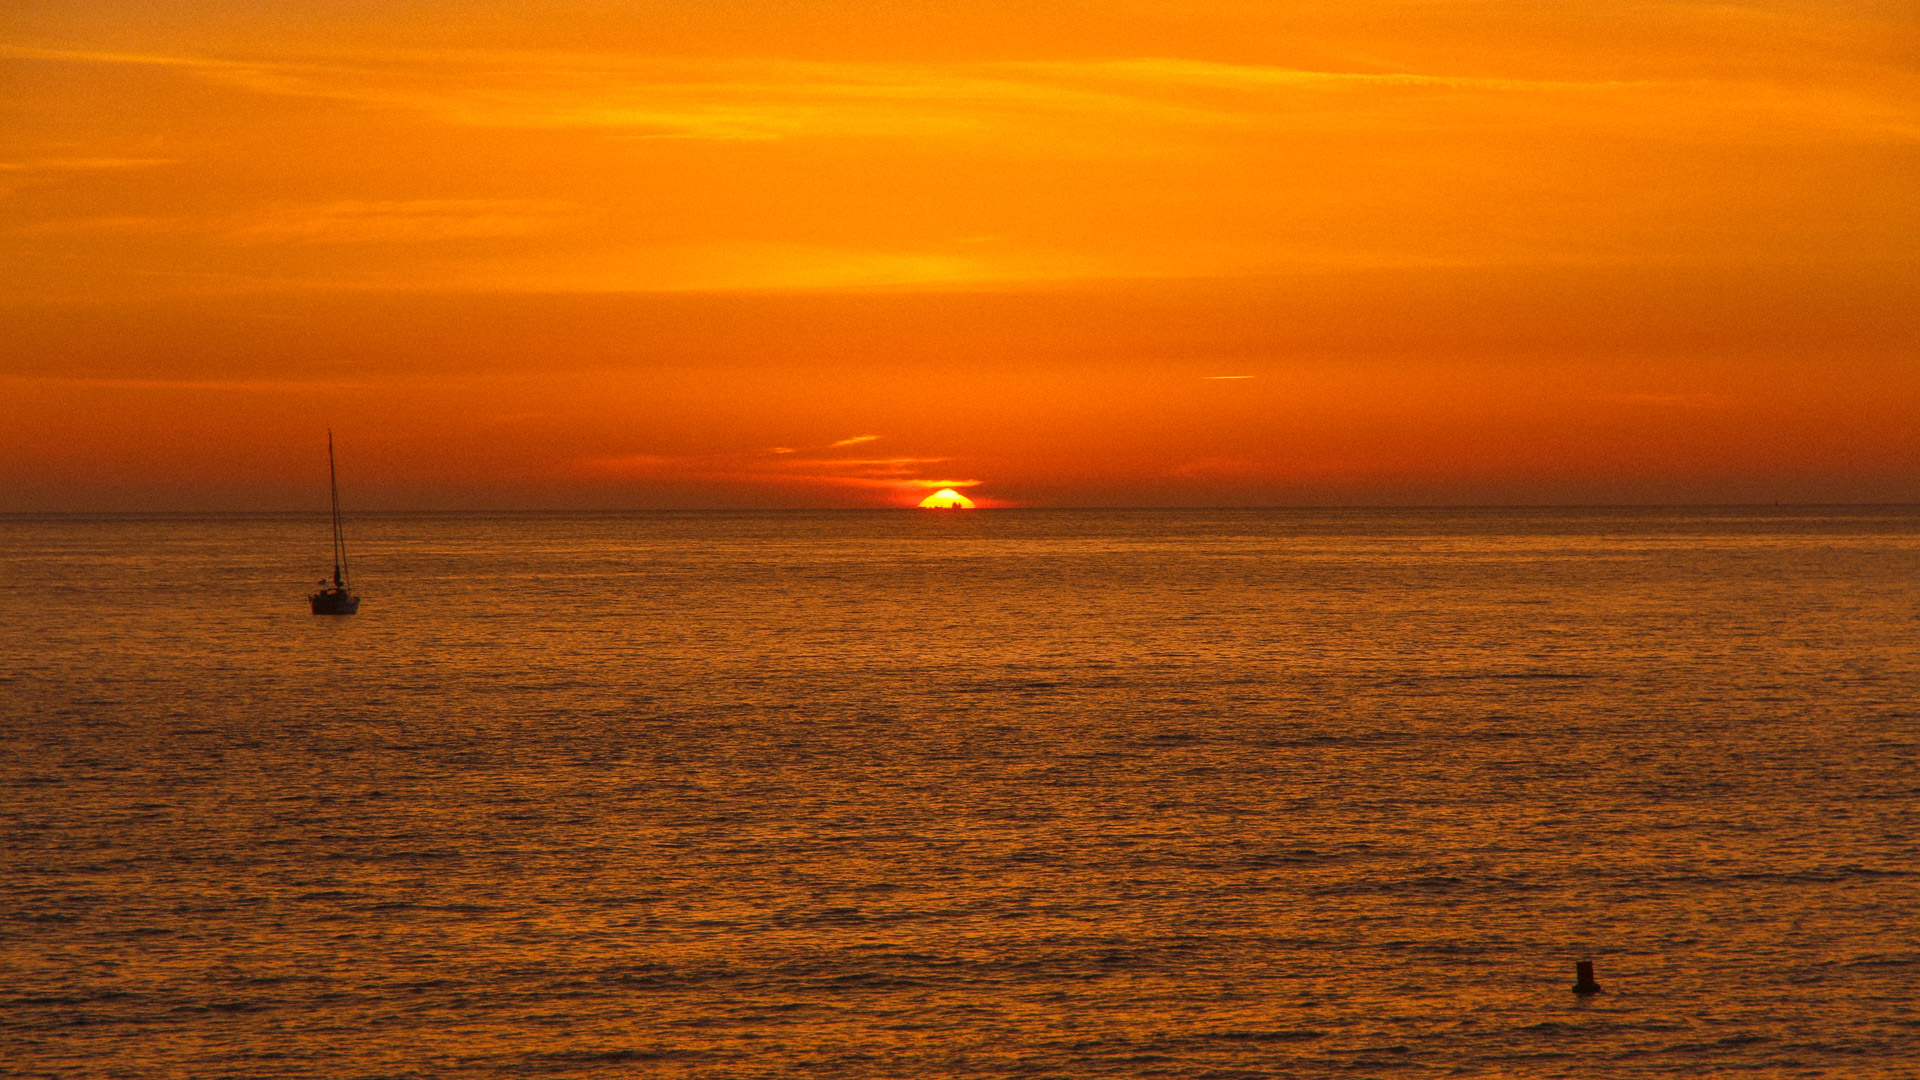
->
310, 588, 360, 615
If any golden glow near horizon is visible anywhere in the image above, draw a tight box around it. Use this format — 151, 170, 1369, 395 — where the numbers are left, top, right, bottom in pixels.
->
2, 1, 1916, 509
919, 489, 977, 509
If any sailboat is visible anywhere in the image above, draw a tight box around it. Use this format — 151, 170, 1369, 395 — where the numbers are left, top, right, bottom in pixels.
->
309, 430, 361, 615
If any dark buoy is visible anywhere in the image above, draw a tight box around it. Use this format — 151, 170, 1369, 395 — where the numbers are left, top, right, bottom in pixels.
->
1572, 959, 1602, 995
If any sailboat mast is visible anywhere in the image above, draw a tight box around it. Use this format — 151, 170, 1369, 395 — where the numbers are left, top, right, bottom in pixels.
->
328, 429, 349, 588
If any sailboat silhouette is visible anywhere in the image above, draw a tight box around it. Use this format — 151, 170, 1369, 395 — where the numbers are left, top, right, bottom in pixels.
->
309, 430, 361, 615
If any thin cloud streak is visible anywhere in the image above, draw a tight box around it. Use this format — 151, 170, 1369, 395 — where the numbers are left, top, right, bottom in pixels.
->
0, 157, 178, 171
229, 200, 579, 244
574, 448, 980, 502
8, 44, 1910, 145
0, 375, 375, 392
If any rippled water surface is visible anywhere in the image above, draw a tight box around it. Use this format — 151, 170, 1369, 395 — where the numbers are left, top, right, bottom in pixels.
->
4, 508, 1918, 1078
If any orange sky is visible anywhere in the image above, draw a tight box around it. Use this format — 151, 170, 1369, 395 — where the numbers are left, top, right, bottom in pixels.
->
3, 0, 1916, 508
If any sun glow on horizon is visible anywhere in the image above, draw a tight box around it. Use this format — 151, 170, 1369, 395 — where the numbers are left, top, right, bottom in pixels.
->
918, 488, 977, 509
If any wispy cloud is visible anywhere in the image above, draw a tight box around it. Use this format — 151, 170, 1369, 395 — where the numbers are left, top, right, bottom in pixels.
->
574, 446, 980, 502
229, 199, 577, 244
1590, 391, 1730, 409
8, 200, 581, 251
10, 214, 195, 236
1007, 57, 1622, 95
0, 157, 178, 172
0, 375, 372, 392
829, 434, 879, 447
0, 157, 181, 203
11, 43, 1911, 147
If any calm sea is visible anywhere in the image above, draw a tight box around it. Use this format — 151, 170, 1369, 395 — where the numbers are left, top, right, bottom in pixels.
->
3, 509, 1917, 1078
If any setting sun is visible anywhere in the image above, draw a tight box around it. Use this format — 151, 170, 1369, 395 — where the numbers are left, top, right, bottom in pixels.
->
918, 489, 976, 509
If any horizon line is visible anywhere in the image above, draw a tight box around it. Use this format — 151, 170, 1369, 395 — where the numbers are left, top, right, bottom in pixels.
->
5, 501, 1916, 517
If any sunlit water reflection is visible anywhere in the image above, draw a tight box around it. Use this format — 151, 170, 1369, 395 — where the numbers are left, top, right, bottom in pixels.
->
4, 509, 1917, 1077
